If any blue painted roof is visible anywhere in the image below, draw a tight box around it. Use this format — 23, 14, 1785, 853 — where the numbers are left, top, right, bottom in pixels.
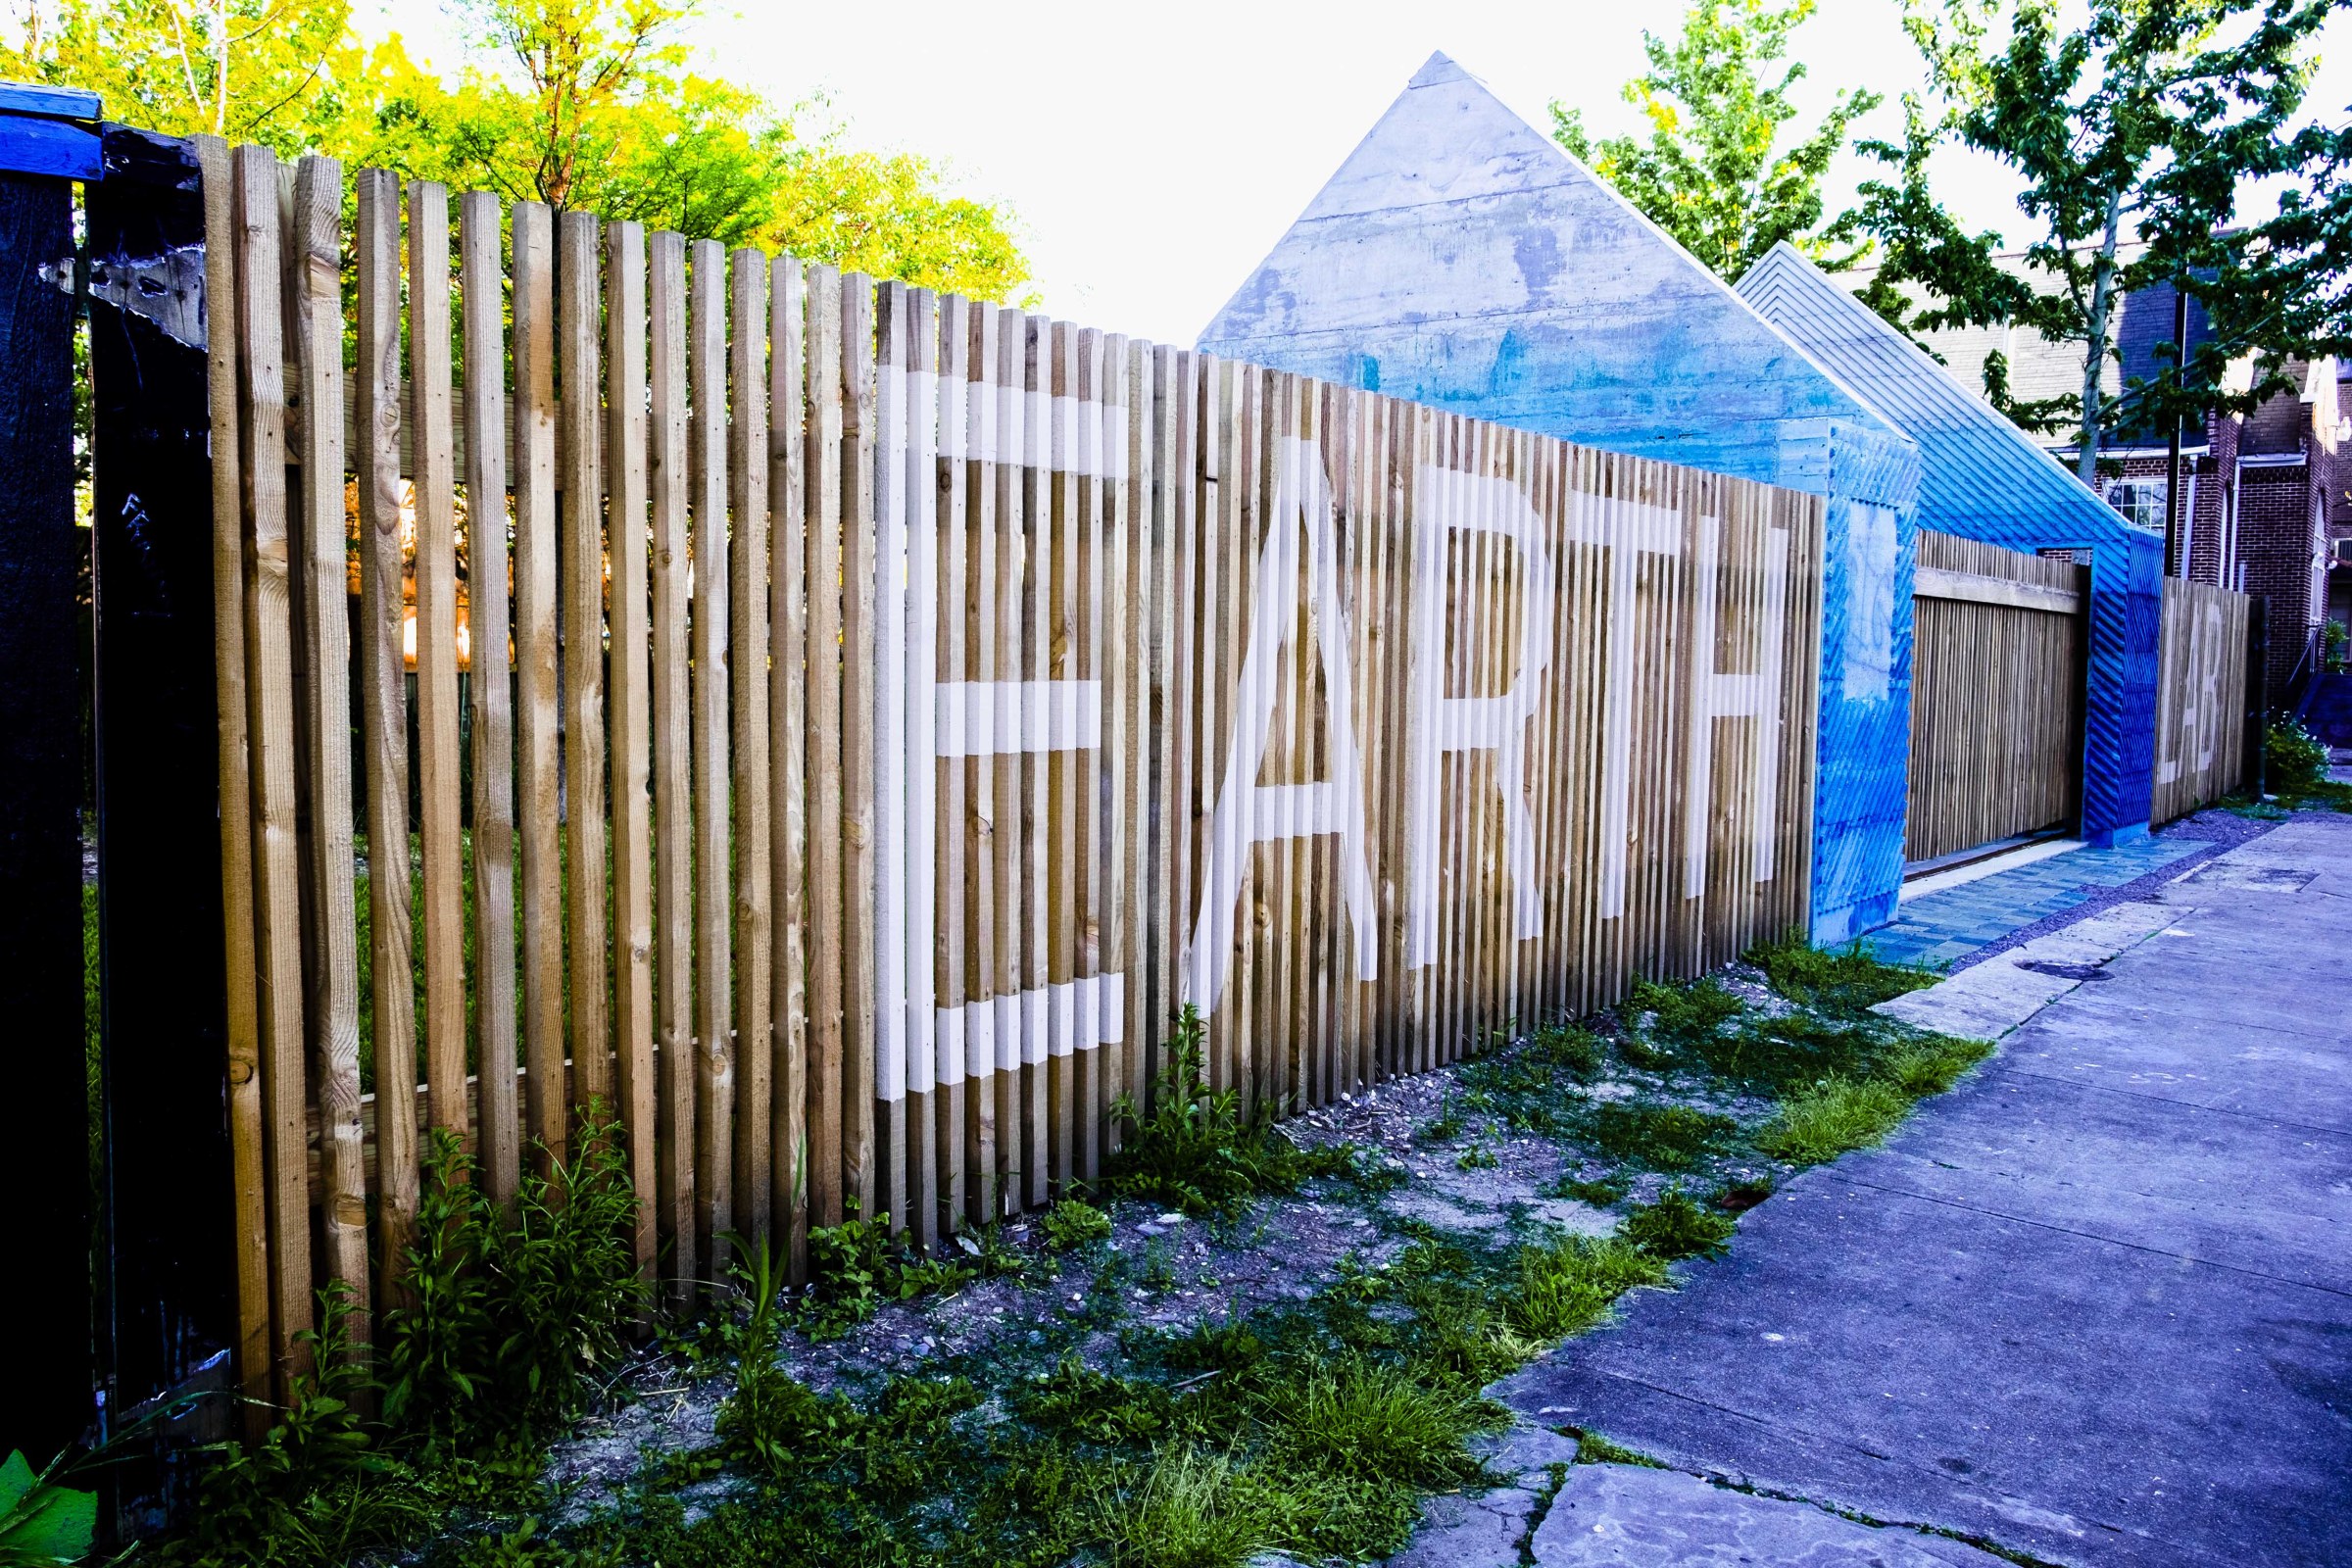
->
1735, 243, 2130, 544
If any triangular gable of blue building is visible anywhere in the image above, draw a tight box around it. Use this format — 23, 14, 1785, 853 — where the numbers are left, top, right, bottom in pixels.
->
1737, 243, 2161, 844
1201, 52, 1923, 942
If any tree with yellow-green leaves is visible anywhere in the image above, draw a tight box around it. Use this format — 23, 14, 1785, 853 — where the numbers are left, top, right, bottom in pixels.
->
1, 0, 1031, 301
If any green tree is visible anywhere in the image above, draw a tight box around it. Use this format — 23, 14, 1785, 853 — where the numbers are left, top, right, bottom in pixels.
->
1550, 0, 1882, 279
341, 0, 1030, 299
1, 0, 366, 153
1854, 0, 2351, 484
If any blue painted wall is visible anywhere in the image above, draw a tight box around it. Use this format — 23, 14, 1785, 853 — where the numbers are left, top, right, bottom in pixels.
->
1200, 52, 1922, 942
1739, 245, 2161, 847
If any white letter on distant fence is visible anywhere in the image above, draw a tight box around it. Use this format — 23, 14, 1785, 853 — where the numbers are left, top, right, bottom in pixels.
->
1185, 435, 1377, 1016
1682, 517, 1791, 900
1405, 467, 1555, 969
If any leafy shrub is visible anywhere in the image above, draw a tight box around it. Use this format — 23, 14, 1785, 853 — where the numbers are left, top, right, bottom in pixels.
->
1044, 1198, 1114, 1251
1507, 1235, 1670, 1341
1622, 1187, 1736, 1260
1744, 931, 1937, 1012
1757, 1076, 1909, 1164
0, 1448, 94, 1568
1102, 1008, 1343, 1218
1574, 1101, 1738, 1170
2266, 715, 2330, 796
380, 1120, 644, 1441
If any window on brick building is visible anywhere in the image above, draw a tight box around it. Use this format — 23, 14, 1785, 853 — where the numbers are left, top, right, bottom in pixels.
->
2102, 479, 2168, 532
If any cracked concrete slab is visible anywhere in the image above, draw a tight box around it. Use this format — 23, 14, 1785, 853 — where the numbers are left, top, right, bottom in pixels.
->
1531, 1464, 2011, 1566
1490, 818, 2352, 1568
1872, 901, 2182, 1041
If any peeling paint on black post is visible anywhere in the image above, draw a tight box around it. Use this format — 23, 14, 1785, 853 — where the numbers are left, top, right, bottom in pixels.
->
86, 123, 236, 1531
0, 135, 90, 1468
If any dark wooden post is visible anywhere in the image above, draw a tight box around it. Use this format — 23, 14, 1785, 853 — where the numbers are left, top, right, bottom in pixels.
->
84, 122, 239, 1532
0, 81, 100, 1468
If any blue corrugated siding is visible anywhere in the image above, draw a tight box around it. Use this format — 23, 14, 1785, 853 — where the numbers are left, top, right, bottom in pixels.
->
1738, 245, 2160, 846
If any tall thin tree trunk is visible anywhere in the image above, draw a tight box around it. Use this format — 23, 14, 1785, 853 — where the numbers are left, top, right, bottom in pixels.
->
2077, 187, 2126, 488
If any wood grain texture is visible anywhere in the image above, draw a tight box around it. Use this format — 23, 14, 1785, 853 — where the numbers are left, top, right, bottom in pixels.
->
2150, 575, 2250, 825
728, 248, 774, 1249
192, 132, 271, 1416
286, 156, 368, 1327
352, 167, 416, 1320
687, 239, 734, 1266
461, 189, 520, 1209
803, 265, 846, 1233
409, 181, 467, 1146
606, 220, 657, 1275
559, 211, 611, 1113
511, 203, 565, 1169
647, 231, 697, 1305
1906, 530, 2088, 862
231, 143, 313, 1393
768, 258, 811, 1279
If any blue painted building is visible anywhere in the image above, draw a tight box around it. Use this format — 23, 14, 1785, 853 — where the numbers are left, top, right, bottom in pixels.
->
1200, 53, 1922, 942
1738, 244, 2161, 845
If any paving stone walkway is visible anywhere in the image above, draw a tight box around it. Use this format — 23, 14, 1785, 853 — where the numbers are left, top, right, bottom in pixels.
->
1865, 833, 2208, 970
1383, 811, 2352, 1567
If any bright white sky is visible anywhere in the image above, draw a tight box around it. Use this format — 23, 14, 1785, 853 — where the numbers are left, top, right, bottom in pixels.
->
368, 0, 2352, 347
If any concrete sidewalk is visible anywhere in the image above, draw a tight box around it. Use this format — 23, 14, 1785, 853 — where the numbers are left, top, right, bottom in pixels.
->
1469, 813, 2352, 1568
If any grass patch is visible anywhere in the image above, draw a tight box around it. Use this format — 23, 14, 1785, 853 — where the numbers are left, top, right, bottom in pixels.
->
1879, 1035, 1995, 1097
1544, 1174, 1627, 1207
1572, 1429, 1669, 1468
1621, 1187, 1737, 1261
1573, 1101, 1739, 1170
1043, 1199, 1113, 1251
1745, 930, 1938, 1011
1508, 1234, 1671, 1340
1626, 975, 1743, 1050
1755, 1075, 1910, 1164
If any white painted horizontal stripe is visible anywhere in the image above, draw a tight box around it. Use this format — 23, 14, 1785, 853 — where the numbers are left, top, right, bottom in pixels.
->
930, 392, 1129, 478
935, 680, 1102, 755
923, 973, 1124, 1093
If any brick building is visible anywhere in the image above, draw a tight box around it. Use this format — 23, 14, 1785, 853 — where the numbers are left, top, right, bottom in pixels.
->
1842, 258, 2346, 698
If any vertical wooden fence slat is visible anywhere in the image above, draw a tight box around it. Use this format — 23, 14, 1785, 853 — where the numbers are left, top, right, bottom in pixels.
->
804, 266, 847, 1233
607, 220, 658, 1275
932, 291, 965, 1236
729, 248, 774, 1250
231, 143, 313, 1391
352, 168, 416, 1315
192, 132, 270, 1416
460, 190, 520, 1209
962, 300, 999, 1222
647, 231, 697, 1305
872, 281, 910, 1236
841, 274, 880, 1223
688, 239, 735, 1268
287, 154, 368, 1322
511, 204, 565, 1168
410, 181, 467, 1146
559, 212, 611, 1116
768, 258, 811, 1277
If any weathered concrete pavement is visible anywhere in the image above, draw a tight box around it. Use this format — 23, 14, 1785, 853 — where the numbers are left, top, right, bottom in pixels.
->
1407, 814, 2351, 1567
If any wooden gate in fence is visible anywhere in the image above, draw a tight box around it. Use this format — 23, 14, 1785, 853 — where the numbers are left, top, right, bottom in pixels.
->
2150, 576, 2250, 823
1906, 531, 2087, 863
196, 141, 1825, 1400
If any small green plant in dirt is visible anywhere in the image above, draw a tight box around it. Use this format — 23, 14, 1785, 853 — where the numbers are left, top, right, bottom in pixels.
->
1626, 974, 1743, 1049
1103, 1007, 1372, 1218
1507, 1234, 1670, 1340
1744, 930, 1938, 1012
1454, 1021, 1607, 1133
1622, 1186, 1737, 1261
1017, 1353, 1175, 1446
1044, 1197, 1114, 1251
1677, 1010, 1897, 1094
1453, 1141, 1498, 1171
1159, 1312, 1268, 1375
1574, 1101, 1739, 1170
1543, 1173, 1628, 1207
1419, 1096, 1467, 1144
798, 1200, 1022, 1340
1757, 1075, 1910, 1164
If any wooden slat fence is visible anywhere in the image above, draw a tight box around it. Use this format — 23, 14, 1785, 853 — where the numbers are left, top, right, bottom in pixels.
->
1907, 530, 2088, 863
2150, 575, 2250, 824
200, 145, 1826, 1398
